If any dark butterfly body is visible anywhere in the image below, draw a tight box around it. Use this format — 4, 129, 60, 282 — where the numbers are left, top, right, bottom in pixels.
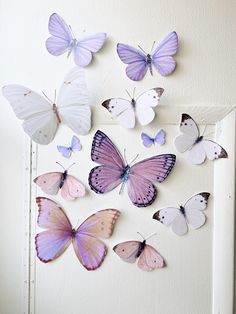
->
88, 130, 176, 207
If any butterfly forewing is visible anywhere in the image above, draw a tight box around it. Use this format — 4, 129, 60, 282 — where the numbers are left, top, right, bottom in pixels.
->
113, 241, 141, 263
34, 172, 63, 195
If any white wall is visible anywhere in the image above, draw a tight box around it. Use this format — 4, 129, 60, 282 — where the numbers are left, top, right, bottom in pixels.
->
0, 1, 235, 314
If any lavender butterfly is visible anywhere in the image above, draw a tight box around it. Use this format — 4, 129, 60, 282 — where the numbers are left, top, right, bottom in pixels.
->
46, 13, 106, 67
141, 129, 166, 148
35, 197, 120, 270
117, 31, 178, 81
88, 130, 176, 207
57, 135, 82, 158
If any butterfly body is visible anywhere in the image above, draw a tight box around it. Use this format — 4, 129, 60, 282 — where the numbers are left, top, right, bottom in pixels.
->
102, 87, 164, 128
117, 31, 178, 81
35, 197, 120, 270
153, 192, 210, 236
89, 130, 176, 207
175, 113, 228, 164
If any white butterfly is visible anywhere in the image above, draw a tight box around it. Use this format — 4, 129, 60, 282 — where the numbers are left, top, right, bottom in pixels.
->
101, 88, 164, 128
2, 67, 91, 145
174, 113, 228, 164
153, 192, 210, 236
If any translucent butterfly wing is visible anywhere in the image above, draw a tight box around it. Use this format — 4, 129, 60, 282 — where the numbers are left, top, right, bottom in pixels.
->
57, 146, 72, 158
60, 175, 85, 201
57, 67, 91, 135
73, 209, 120, 270
71, 135, 82, 151
135, 88, 164, 126
137, 244, 165, 271
35, 197, 72, 262
46, 13, 73, 56
2, 85, 58, 145
117, 43, 148, 81
113, 241, 141, 263
90, 130, 125, 168
102, 98, 135, 129
74, 33, 107, 67
141, 132, 154, 148
34, 172, 63, 195
152, 31, 179, 76
155, 129, 166, 145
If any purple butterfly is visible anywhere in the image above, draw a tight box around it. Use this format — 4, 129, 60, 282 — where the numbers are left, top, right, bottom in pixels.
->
141, 129, 166, 148
46, 13, 106, 67
117, 31, 178, 81
88, 130, 176, 207
57, 135, 82, 158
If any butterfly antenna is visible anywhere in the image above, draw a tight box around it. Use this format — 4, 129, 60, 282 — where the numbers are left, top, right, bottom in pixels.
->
145, 232, 157, 241
56, 162, 65, 170
67, 162, 76, 171
137, 45, 147, 55
202, 125, 208, 136
132, 87, 136, 99
42, 91, 53, 104
129, 154, 139, 166
204, 130, 215, 138
124, 148, 128, 164
137, 232, 145, 240
125, 90, 132, 100
150, 41, 156, 54
54, 90, 57, 103
69, 25, 75, 38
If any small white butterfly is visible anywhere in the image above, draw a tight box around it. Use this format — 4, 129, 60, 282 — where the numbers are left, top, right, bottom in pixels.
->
174, 113, 228, 164
2, 67, 91, 145
101, 88, 164, 128
153, 192, 210, 236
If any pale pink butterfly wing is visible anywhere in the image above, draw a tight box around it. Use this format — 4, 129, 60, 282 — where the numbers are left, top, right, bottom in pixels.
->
35, 197, 73, 262
137, 244, 165, 271
34, 172, 63, 195
113, 241, 141, 263
60, 174, 85, 201
73, 209, 120, 270
184, 192, 210, 229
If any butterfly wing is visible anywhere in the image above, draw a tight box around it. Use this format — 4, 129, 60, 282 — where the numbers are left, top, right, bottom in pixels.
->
71, 135, 82, 151
102, 98, 135, 129
174, 113, 199, 153
57, 67, 91, 135
2, 85, 58, 145
141, 132, 154, 148
46, 13, 72, 56
152, 31, 178, 76
202, 140, 228, 161
137, 244, 165, 271
57, 146, 72, 158
135, 88, 164, 126
113, 241, 141, 263
117, 43, 148, 81
155, 129, 166, 145
34, 172, 63, 195
184, 192, 210, 229
35, 197, 72, 262
74, 33, 106, 67
73, 209, 120, 270
153, 207, 188, 236
60, 174, 85, 201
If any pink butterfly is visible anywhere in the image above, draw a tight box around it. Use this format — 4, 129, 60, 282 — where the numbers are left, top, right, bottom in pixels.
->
34, 163, 85, 201
113, 233, 165, 271
35, 197, 121, 270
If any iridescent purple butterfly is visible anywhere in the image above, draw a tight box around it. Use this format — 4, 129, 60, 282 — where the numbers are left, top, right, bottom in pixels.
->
88, 130, 176, 207
141, 129, 166, 148
57, 135, 82, 158
46, 13, 106, 67
117, 31, 178, 81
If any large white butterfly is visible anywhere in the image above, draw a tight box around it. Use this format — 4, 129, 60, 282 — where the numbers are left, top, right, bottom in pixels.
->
101, 88, 164, 128
2, 67, 91, 145
174, 113, 228, 164
153, 192, 210, 236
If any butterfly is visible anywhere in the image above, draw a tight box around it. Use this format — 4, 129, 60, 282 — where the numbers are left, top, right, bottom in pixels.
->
113, 233, 165, 271
46, 13, 106, 67
35, 197, 120, 270
88, 130, 176, 207
34, 163, 85, 201
102, 88, 164, 128
153, 192, 210, 236
57, 135, 82, 158
141, 129, 166, 148
2, 67, 91, 145
117, 31, 178, 81
174, 113, 228, 164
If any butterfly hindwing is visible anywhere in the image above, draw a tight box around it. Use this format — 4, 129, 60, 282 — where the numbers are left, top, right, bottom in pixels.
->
137, 244, 165, 271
